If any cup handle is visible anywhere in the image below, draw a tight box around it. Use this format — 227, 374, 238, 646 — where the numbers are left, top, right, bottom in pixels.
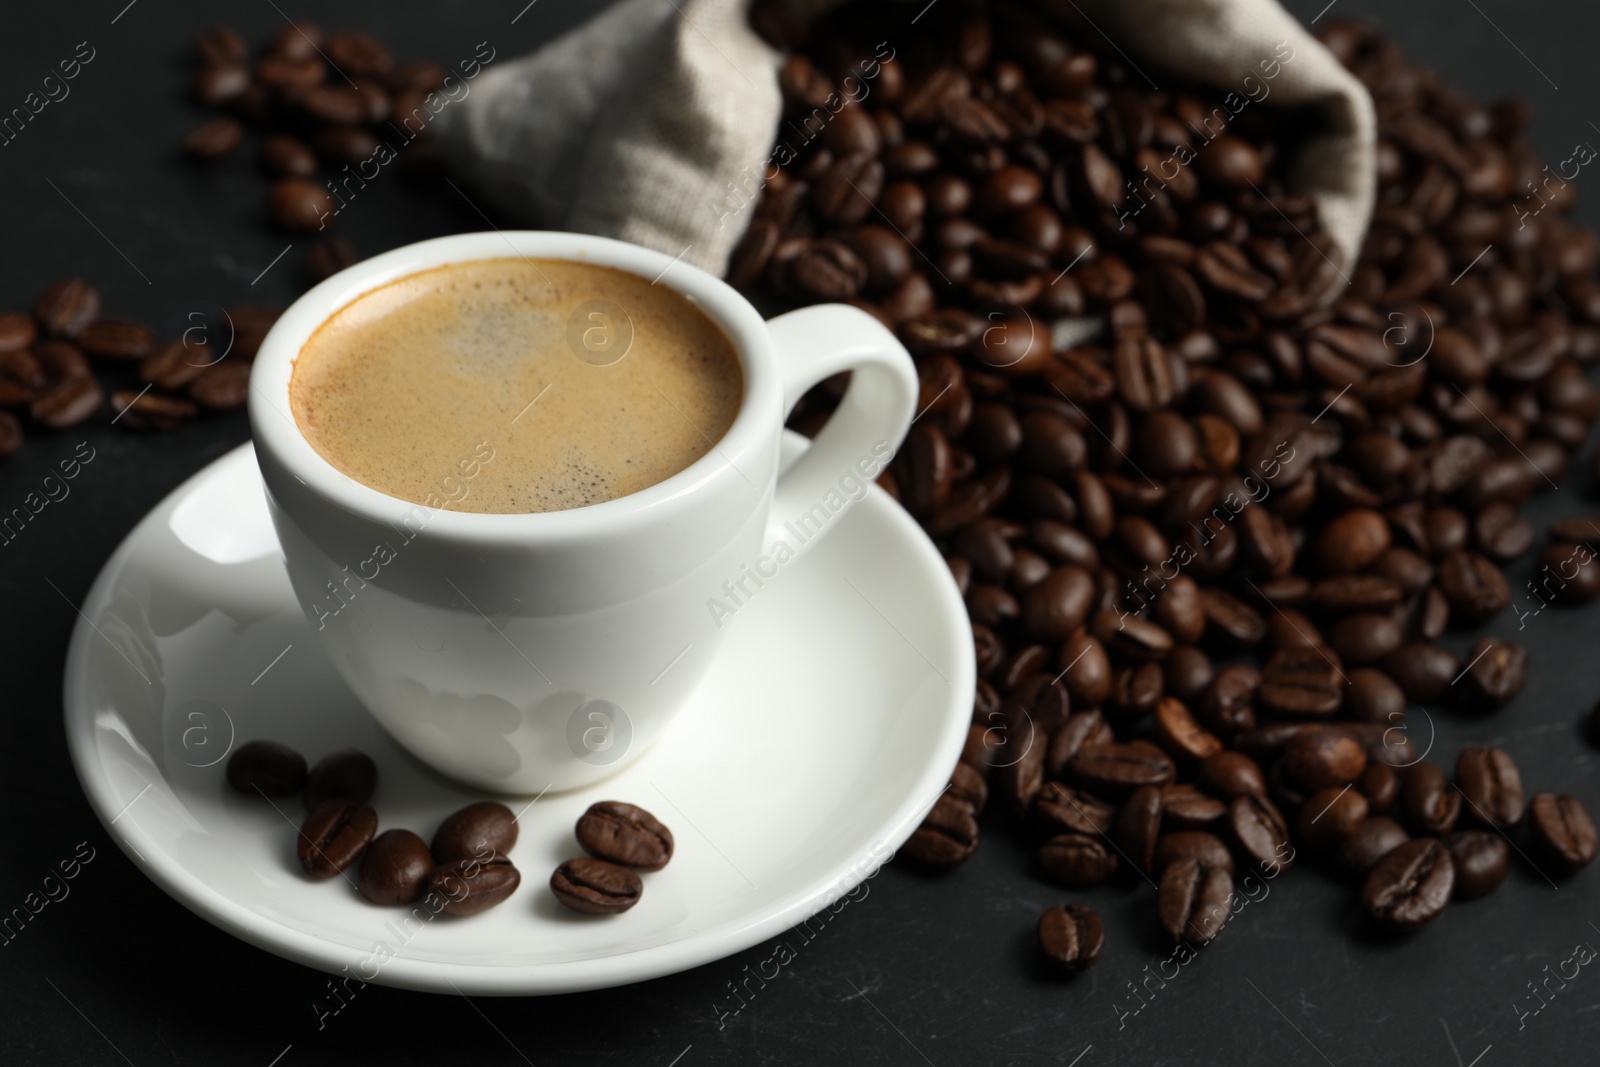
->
762, 304, 918, 557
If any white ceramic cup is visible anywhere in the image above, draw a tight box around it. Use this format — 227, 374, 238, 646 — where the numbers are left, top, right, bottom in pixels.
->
249, 231, 918, 794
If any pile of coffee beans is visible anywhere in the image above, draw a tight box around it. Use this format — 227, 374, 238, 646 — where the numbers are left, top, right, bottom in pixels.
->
182, 22, 451, 280
0, 277, 276, 455
225, 740, 675, 917
737, 4, 1600, 968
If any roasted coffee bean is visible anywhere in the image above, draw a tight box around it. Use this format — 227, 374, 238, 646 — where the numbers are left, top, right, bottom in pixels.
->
1197, 750, 1266, 800
30, 376, 102, 429
1158, 857, 1233, 946
1455, 746, 1524, 827
1315, 509, 1390, 573
431, 801, 519, 863
1437, 550, 1510, 619
1400, 762, 1460, 836
1200, 588, 1265, 648
1337, 817, 1408, 878
1257, 647, 1342, 719
1226, 794, 1293, 873
78, 319, 155, 361
1039, 832, 1119, 887
306, 237, 359, 281
1044, 710, 1109, 779
182, 117, 245, 161
1342, 668, 1405, 723
1528, 792, 1598, 874
1359, 761, 1399, 811
1283, 729, 1367, 792
0, 312, 36, 353
297, 800, 378, 879
1038, 903, 1104, 973
1297, 785, 1368, 853
1068, 741, 1175, 799
35, 279, 100, 339
1034, 782, 1116, 837
1361, 838, 1454, 929
1381, 643, 1459, 704
576, 799, 675, 876
1117, 785, 1162, 874
189, 361, 251, 409
260, 134, 319, 178
1443, 830, 1509, 899
1022, 566, 1094, 643
359, 829, 435, 905
1198, 665, 1260, 736
904, 793, 979, 866
1152, 830, 1233, 875
302, 749, 377, 809
268, 177, 335, 232
1164, 645, 1214, 702
1152, 696, 1222, 762
433, 855, 523, 915
0, 412, 21, 458
1538, 541, 1600, 603
225, 740, 307, 796
113, 390, 197, 431
1161, 783, 1228, 830
950, 761, 989, 814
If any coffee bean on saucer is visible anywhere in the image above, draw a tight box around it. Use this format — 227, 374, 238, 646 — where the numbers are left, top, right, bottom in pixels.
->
1361, 838, 1454, 929
297, 800, 377, 879
1442, 830, 1509, 899
302, 748, 377, 809
225, 739, 306, 796
359, 829, 435, 905
575, 801, 674, 871
429, 801, 519, 863
431, 855, 523, 915
1038, 904, 1103, 973
550, 857, 643, 914
1528, 792, 1598, 874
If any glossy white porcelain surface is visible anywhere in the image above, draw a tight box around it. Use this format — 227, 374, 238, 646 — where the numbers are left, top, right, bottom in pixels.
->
63, 440, 972, 994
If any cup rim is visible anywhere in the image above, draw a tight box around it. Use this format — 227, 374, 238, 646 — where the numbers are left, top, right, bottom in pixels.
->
247, 231, 778, 544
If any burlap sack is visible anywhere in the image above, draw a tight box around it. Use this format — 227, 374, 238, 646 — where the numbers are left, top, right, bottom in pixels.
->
437, 0, 1374, 288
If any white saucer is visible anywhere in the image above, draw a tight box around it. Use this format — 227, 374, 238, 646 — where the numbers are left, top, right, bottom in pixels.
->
63, 435, 973, 995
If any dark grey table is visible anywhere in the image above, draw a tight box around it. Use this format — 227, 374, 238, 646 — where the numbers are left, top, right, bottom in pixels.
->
3, 1, 1597, 1063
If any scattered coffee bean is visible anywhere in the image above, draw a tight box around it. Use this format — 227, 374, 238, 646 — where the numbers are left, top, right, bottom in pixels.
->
1158, 857, 1233, 946
359, 829, 435, 905
904, 793, 979, 866
575, 801, 674, 871
1337, 817, 1408, 878
432, 855, 523, 915
1400, 761, 1461, 836
1039, 833, 1119, 887
431, 801, 518, 863
297, 800, 377, 879
1442, 830, 1509, 900
302, 748, 377, 809
1038, 903, 1104, 973
1455, 746, 1525, 828
268, 177, 335, 232
1528, 792, 1598, 874
1361, 838, 1454, 929
182, 117, 245, 161
550, 857, 643, 914
226, 740, 307, 796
